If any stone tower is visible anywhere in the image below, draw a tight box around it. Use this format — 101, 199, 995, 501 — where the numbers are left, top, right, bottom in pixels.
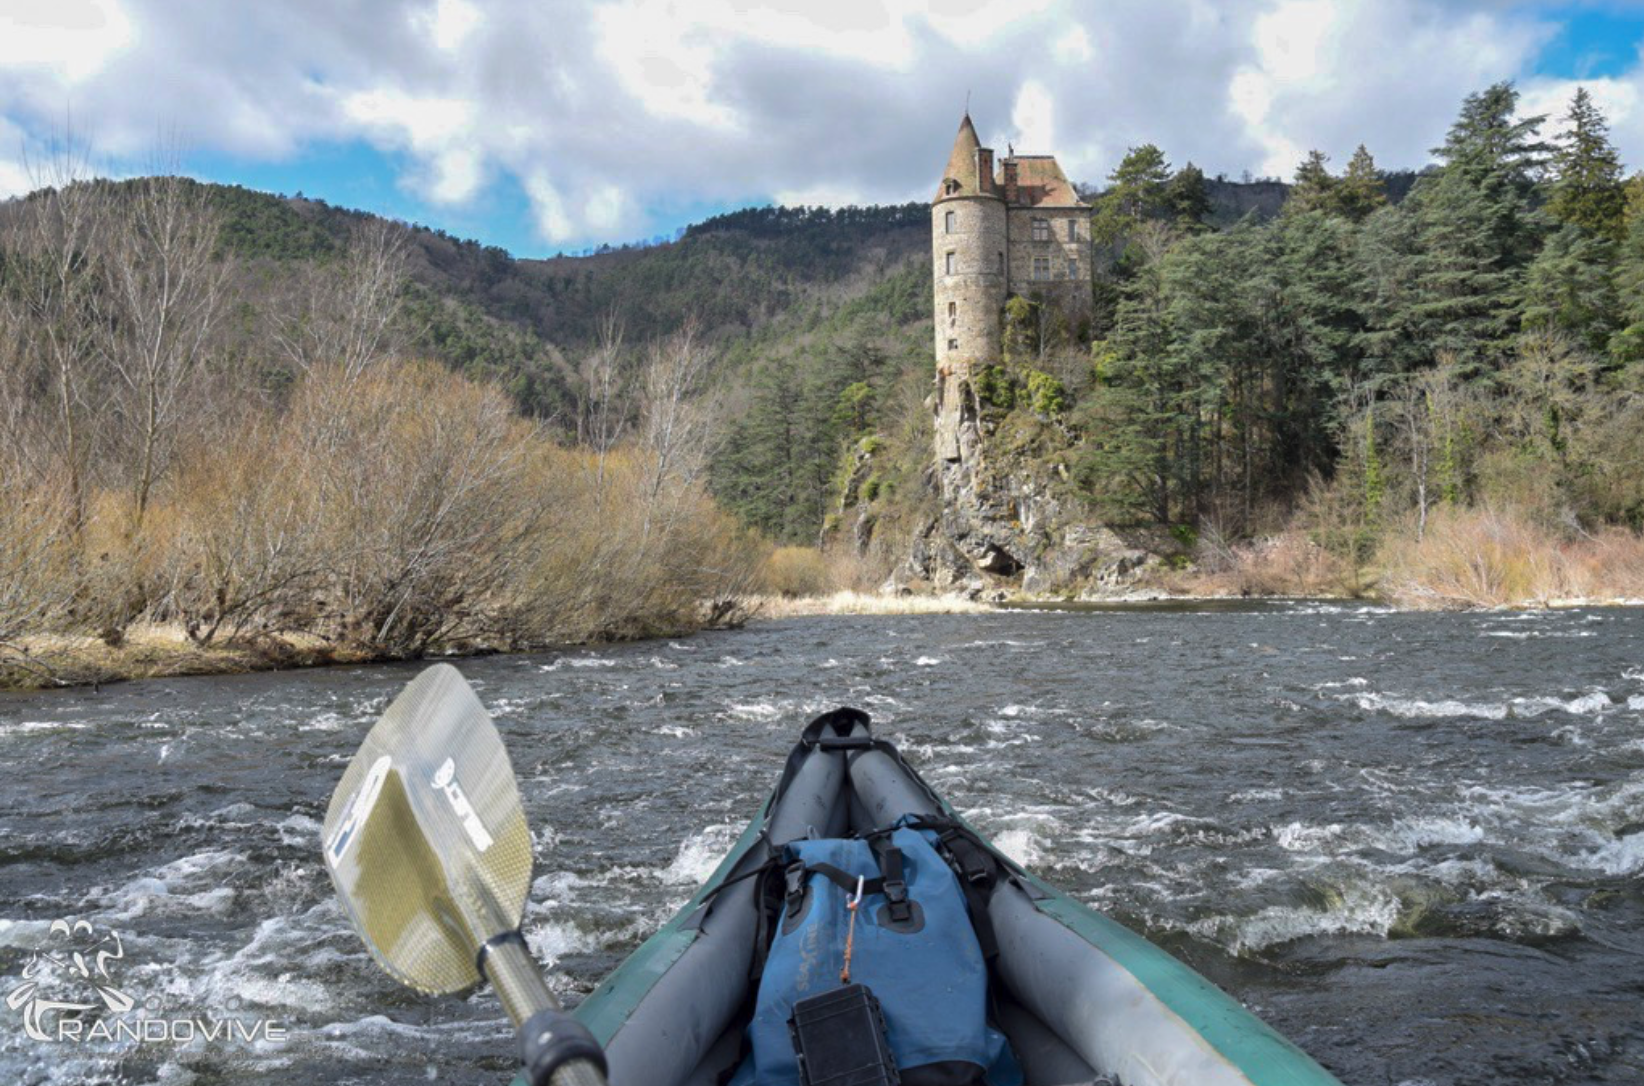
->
931, 113, 1090, 464
932, 113, 1006, 463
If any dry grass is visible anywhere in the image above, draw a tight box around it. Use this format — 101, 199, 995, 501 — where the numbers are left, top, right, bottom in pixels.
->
0, 623, 375, 690
1157, 530, 1359, 599
1380, 507, 1644, 609
748, 591, 995, 619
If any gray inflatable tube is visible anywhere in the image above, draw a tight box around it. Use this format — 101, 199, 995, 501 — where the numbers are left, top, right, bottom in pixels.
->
570, 712, 1344, 1086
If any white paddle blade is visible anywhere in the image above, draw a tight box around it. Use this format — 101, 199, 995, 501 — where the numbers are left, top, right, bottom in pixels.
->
322, 664, 535, 994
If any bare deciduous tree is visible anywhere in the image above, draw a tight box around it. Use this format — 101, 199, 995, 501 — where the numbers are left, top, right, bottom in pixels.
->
274, 217, 408, 378
639, 318, 717, 519
0, 132, 110, 536
100, 169, 227, 528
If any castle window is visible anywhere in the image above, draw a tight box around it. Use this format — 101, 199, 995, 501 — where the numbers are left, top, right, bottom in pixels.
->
1032, 256, 1051, 280
1067, 258, 1080, 280
948, 338, 959, 351
1031, 217, 1050, 241
945, 251, 956, 274
997, 251, 1004, 273
1067, 219, 1078, 241
947, 301, 957, 324
945, 210, 956, 234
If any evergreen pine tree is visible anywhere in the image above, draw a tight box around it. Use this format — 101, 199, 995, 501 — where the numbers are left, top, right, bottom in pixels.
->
1286, 150, 1337, 216
1522, 224, 1619, 353
1612, 203, 1644, 363
1333, 145, 1388, 222
1075, 251, 1183, 522
1392, 82, 1550, 372
1166, 162, 1212, 232
1091, 145, 1173, 248
1432, 81, 1549, 268
1546, 87, 1626, 240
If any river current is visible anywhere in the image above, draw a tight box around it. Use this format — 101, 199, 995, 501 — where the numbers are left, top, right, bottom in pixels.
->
1, 603, 1641, 1085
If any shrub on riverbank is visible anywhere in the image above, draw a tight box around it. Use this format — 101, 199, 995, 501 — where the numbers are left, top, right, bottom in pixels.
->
0, 359, 760, 685
1379, 507, 1644, 608
760, 547, 831, 597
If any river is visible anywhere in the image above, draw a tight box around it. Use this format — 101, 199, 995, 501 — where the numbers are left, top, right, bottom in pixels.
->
1, 603, 1641, 1085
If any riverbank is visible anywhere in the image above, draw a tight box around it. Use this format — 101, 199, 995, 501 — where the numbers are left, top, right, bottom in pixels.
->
0, 595, 991, 691
0, 625, 386, 692
11, 587, 1644, 692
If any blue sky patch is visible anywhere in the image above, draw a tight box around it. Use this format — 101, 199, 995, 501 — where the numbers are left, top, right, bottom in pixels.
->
1533, 4, 1644, 79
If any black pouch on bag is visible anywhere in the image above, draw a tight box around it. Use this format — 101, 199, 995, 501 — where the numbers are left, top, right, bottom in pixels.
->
788, 983, 900, 1086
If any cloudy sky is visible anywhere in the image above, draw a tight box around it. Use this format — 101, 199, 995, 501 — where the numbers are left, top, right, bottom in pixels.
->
2, 0, 1642, 256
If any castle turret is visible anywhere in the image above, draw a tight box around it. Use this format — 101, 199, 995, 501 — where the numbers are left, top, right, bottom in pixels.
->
932, 114, 1006, 461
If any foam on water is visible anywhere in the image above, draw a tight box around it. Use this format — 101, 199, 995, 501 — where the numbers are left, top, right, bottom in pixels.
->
540, 656, 619, 670
661, 824, 742, 885
1196, 882, 1403, 953
0, 720, 90, 737
1340, 691, 1510, 719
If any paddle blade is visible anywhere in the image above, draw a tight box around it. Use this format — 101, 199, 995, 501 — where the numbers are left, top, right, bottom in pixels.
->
322, 663, 535, 995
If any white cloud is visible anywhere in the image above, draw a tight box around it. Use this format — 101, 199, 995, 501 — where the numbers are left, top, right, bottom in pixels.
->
415, 0, 481, 52
1052, 24, 1092, 65
0, 0, 1639, 249
0, 0, 133, 84
523, 171, 573, 243
0, 118, 30, 198
1520, 74, 1644, 165
1226, 0, 1555, 179
1011, 79, 1056, 156
343, 87, 482, 204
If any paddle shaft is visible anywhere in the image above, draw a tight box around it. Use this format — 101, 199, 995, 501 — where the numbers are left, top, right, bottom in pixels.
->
486, 939, 608, 1086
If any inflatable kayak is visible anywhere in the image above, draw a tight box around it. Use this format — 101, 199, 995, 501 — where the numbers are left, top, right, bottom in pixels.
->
565, 709, 1345, 1086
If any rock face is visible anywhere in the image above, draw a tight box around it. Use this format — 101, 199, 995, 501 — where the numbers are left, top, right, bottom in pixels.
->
892, 403, 1170, 598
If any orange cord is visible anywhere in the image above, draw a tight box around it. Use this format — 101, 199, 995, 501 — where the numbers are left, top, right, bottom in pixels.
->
840, 875, 863, 984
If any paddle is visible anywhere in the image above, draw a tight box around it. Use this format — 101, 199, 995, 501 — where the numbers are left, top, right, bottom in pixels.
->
321, 663, 607, 1086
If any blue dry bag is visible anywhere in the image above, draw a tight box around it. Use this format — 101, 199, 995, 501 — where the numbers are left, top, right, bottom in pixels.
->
731, 825, 1021, 1086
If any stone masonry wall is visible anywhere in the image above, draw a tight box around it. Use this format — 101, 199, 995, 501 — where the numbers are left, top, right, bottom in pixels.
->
932, 195, 1006, 372
1005, 207, 1092, 330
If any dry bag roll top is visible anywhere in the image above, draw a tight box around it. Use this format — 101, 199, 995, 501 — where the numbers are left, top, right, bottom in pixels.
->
730, 826, 1021, 1086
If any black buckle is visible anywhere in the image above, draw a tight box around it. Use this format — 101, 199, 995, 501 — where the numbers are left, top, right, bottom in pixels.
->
784, 862, 808, 918
814, 735, 873, 750
882, 878, 910, 922
939, 829, 991, 884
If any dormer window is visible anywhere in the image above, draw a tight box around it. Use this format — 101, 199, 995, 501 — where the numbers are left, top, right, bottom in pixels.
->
945, 210, 956, 234
1031, 218, 1050, 241
944, 179, 960, 195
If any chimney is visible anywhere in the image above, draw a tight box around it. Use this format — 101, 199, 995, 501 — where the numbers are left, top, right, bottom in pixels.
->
976, 147, 994, 194
1003, 159, 1019, 204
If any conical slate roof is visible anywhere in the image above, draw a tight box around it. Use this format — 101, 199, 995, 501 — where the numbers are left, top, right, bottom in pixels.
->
934, 114, 992, 202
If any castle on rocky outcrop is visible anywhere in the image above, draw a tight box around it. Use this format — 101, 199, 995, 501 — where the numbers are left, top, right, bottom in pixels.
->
931, 113, 1091, 464
894, 114, 1157, 594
